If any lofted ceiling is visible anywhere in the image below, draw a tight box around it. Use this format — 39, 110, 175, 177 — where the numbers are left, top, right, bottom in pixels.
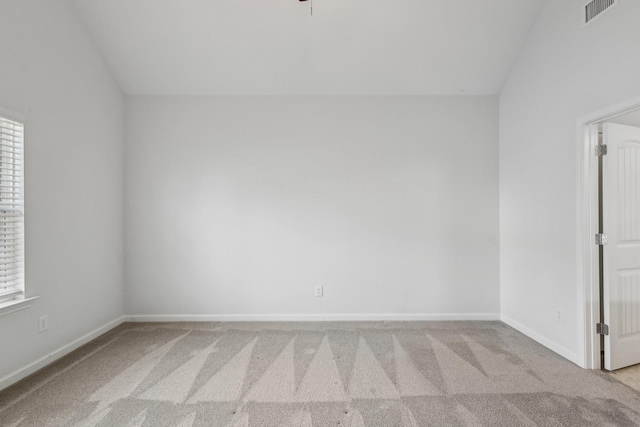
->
73, 0, 545, 96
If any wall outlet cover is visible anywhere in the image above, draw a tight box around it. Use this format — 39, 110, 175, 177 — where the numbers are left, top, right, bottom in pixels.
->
39, 315, 48, 333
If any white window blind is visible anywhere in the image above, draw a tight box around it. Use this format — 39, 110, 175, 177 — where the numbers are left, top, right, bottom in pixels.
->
0, 116, 24, 303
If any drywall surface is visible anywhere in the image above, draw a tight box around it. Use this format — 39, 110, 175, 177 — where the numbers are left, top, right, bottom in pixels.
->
125, 96, 499, 318
0, 1, 124, 383
73, 0, 544, 96
499, 0, 640, 364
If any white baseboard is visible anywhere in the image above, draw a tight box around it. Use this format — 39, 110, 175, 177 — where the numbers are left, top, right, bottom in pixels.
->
126, 313, 501, 322
500, 314, 580, 365
0, 316, 126, 391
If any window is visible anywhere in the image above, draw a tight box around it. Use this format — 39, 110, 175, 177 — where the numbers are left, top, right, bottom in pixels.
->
0, 115, 24, 304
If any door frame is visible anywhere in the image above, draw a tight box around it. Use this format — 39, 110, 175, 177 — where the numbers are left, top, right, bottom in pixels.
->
578, 95, 640, 369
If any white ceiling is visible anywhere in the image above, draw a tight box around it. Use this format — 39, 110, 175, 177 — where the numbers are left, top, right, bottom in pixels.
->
608, 109, 640, 128
73, 0, 545, 96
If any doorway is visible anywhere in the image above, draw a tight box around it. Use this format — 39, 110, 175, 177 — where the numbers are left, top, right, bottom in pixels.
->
580, 100, 640, 373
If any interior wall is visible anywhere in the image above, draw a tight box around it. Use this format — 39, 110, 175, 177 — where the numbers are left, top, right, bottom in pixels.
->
125, 96, 499, 319
0, 0, 124, 384
499, 0, 640, 365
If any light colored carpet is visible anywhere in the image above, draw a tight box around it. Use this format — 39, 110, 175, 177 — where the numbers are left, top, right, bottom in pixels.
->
1, 321, 639, 426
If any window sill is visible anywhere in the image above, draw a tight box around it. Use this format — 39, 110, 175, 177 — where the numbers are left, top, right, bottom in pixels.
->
0, 296, 39, 318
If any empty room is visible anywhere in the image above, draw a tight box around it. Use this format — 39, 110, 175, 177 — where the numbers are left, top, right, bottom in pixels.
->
1, 0, 640, 425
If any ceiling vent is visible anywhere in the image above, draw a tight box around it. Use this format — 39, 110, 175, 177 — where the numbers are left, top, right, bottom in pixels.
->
584, 0, 618, 26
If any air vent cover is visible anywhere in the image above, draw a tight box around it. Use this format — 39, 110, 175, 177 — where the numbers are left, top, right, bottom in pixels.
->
584, 0, 618, 25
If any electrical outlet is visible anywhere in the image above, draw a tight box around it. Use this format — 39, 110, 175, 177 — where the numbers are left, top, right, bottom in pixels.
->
314, 285, 323, 297
39, 315, 48, 333
555, 309, 563, 323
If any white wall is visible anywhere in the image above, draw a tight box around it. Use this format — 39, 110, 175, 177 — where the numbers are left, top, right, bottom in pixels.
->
125, 96, 499, 319
499, 0, 640, 364
0, 0, 124, 385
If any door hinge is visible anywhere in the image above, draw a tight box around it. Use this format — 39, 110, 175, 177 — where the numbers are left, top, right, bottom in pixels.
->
596, 323, 609, 336
595, 145, 608, 156
595, 234, 608, 245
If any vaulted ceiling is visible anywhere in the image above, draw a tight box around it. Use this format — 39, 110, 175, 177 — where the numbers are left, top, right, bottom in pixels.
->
73, 0, 545, 95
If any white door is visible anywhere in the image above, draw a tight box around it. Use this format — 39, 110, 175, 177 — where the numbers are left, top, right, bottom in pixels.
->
604, 123, 640, 371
